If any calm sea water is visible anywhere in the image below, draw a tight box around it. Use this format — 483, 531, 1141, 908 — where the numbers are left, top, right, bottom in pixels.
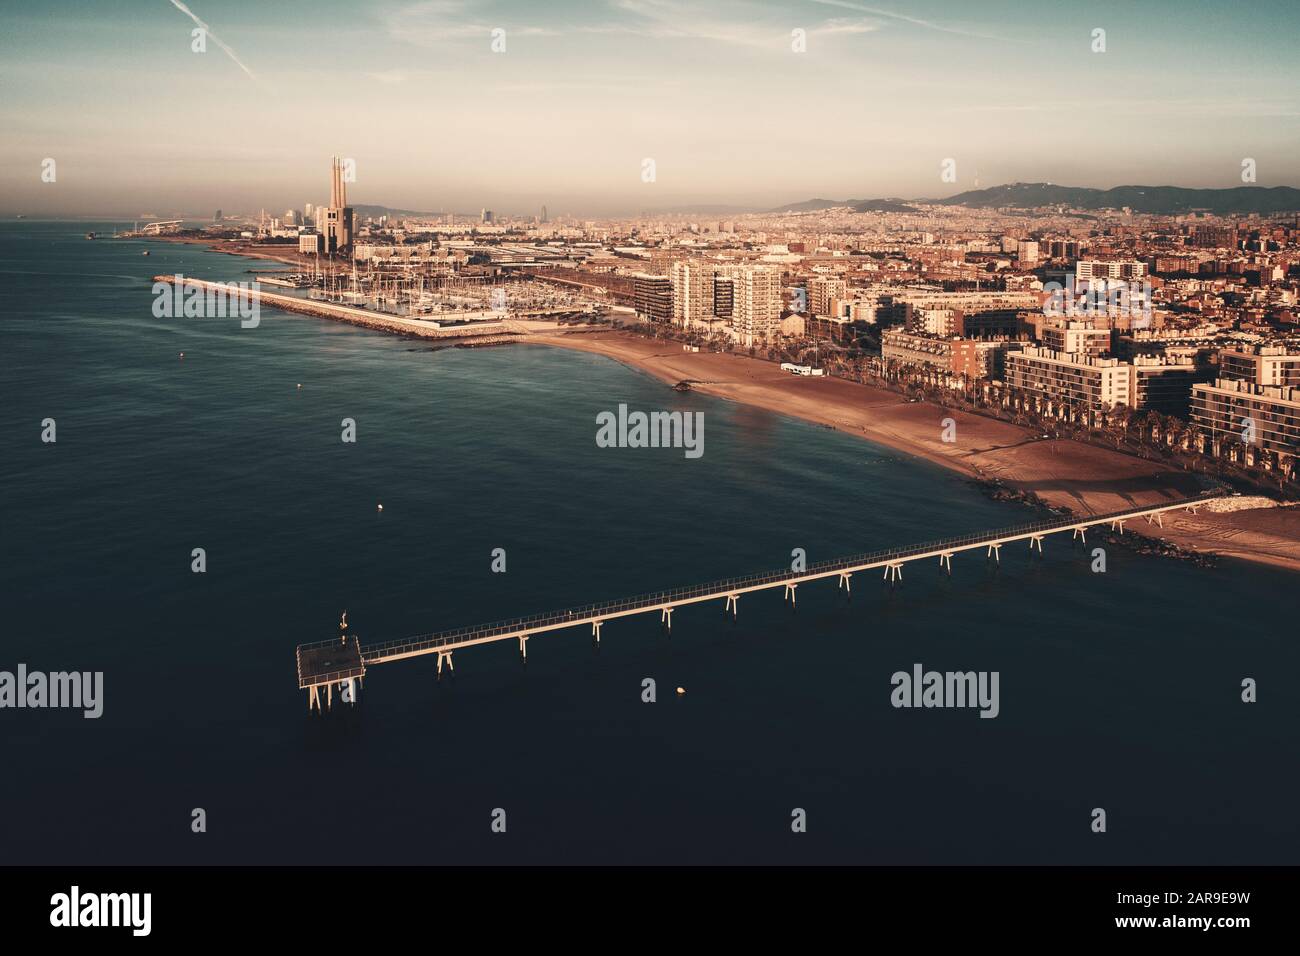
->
2, 222, 1296, 865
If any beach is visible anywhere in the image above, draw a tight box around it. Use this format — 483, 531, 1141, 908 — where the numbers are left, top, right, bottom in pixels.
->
524, 331, 1300, 573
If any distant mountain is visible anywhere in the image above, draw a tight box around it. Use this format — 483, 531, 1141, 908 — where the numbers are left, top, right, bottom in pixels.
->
929, 182, 1300, 215
352, 203, 442, 219
768, 198, 847, 213
848, 198, 920, 214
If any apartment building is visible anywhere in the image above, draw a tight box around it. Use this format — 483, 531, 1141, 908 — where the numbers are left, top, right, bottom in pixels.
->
1006, 348, 1132, 410
882, 330, 1020, 380
1040, 318, 1112, 358
807, 276, 848, 317
1007, 347, 1195, 413
1191, 379, 1300, 457
1217, 345, 1300, 388
632, 273, 673, 323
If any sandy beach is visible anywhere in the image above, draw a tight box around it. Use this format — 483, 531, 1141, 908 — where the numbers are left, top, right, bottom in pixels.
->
525, 331, 1300, 573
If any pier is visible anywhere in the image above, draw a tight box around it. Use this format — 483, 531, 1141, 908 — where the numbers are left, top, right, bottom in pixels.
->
296, 492, 1224, 709
152, 275, 511, 341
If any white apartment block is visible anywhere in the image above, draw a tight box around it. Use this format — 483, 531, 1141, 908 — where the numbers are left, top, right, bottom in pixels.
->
1006, 347, 1132, 410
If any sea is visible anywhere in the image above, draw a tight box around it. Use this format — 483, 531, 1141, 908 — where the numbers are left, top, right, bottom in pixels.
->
2, 221, 1296, 864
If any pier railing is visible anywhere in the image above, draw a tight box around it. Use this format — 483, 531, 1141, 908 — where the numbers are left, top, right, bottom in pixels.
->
358, 491, 1222, 663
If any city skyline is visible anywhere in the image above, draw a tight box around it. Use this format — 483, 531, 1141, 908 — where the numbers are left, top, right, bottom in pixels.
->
4, 0, 1300, 218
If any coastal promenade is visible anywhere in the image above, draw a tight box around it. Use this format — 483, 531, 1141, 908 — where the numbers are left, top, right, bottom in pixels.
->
296, 492, 1224, 709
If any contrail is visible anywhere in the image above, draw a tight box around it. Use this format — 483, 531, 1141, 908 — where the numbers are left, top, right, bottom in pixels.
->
168, 0, 257, 80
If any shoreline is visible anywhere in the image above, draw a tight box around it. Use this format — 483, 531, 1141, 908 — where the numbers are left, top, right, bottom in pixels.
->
522, 331, 1300, 574
160, 235, 1300, 573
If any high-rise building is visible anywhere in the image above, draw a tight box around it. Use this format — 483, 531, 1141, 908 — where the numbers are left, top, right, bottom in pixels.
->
481, 208, 494, 225
721, 265, 781, 346
807, 276, 847, 317
632, 273, 673, 323
319, 156, 353, 254
671, 260, 716, 330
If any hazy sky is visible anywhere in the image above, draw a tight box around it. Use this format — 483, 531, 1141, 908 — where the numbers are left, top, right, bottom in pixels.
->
3, 0, 1299, 217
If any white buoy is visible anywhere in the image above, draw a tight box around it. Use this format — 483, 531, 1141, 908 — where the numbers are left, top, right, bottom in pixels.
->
676, 686, 685, 696
179, 352, 184, 360
377, 503, 384, 512
296, 383, 302, 389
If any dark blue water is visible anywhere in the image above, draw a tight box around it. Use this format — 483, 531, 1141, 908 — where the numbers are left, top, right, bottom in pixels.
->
2, 222, 1296, 864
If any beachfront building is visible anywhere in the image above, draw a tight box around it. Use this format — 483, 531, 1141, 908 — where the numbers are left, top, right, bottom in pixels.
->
1190, 379, 1300, 463
882, 329, 1021, 381
721, 264, 782, 346
1006, 348, 1133, 412
632, 273, 673, 324
1006, 347, 1196, 415
671, 260, 717, 332
1130, 354, 1199, 416
670, 261, 781, 344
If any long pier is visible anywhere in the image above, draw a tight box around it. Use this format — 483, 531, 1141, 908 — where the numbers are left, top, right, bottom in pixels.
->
296, 492, 1223, 709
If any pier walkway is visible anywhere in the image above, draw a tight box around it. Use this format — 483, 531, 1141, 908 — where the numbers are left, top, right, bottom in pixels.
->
296, 492, 1223, 708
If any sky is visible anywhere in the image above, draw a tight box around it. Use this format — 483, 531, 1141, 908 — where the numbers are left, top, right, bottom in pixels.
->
2, 0, 1299, 218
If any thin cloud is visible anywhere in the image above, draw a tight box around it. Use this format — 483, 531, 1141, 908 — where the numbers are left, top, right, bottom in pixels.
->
809, 0, 1011, 41
168, 0, 258, 80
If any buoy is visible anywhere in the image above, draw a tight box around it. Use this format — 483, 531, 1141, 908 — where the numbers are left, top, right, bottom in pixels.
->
676, 686, 685, 696
179, 352, 184, 359
296, 383, 302, 389
377, 503, 384, 512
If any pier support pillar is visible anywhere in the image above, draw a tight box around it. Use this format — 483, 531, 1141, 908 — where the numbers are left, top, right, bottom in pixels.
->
725, 594, 739, 619
308, 686, 319, 712
784, 584, 797, 606
592, 621, 603, 644
987, 543, 1001, 562
939, 552, 953, 574
1111, 519, 1125, 534
1187, 506, 1199, 516
326, 683, 333, 711
1072, 527, 1087, 544
838, 572, 852, 594
660, 608, 673, 633
437, 651, 454, 679
883, 563, 903, 583
1030, 535, 1043, 553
